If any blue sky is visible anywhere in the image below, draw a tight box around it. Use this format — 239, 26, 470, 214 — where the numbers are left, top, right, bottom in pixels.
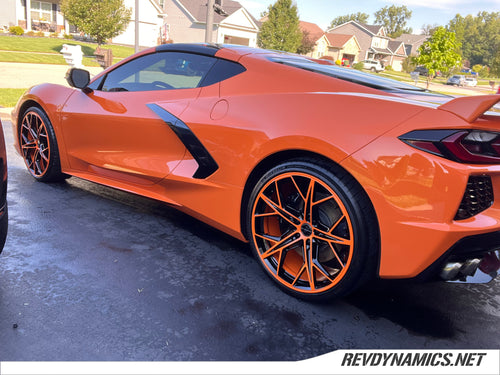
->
238, 0, 500, 33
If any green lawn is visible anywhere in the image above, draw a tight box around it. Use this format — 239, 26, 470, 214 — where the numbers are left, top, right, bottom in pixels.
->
0, 51, 102, 66
0, 88, 26, 108
0, 34, 134, 58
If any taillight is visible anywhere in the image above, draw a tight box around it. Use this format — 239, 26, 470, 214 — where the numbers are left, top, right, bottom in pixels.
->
399, 130, 500, 164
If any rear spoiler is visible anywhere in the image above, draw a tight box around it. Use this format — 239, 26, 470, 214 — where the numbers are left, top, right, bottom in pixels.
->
438, 94, 500, 123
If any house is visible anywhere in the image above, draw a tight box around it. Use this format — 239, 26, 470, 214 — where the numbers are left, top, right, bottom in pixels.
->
1, 0, 165, 48
1, 0, 68, 33
311, 33, 361, 64
299, 21, 360, 64
163, 0, 260, 46
327, 21, 407, 71
112, 0, 165, 47
395, 33, 430, 56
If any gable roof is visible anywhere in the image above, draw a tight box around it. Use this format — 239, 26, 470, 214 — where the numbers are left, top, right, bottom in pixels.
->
360, 23, 384, 36
388, 40, 406, 56
329, 20, 388, 39
395, 33, 429, 45
325, 33, 354, 48
175, 0, 256, 24
299, 21, 324, 42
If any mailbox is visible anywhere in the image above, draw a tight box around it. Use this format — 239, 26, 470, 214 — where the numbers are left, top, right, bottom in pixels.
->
60, 44, 83, 69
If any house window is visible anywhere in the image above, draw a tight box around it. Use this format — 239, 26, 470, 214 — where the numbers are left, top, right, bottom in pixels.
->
159, 0, 165, 7
31, 1, 53, 22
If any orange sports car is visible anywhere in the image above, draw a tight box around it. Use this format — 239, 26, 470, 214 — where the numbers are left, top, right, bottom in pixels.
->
12, 44, 500, 300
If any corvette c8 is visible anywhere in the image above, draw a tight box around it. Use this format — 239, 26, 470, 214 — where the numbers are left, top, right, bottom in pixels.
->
12, 43, 500, 300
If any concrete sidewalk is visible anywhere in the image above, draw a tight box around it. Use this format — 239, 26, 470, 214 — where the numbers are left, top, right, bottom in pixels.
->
0, 62, 103, 89
0, 62, 103, 120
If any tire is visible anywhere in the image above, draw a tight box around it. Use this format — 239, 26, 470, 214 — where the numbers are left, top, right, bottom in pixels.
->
370, 67, 376, 72
246, 158, 379, 301
19, 107, 69, 182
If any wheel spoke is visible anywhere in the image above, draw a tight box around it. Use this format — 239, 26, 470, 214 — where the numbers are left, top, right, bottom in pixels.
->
256, 229, 300, 260
259, 193, 301, 226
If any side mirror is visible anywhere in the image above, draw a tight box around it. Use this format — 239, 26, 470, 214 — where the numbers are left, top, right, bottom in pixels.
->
66, 68, 91, 90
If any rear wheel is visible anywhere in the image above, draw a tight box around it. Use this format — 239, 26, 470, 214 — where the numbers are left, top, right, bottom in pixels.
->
247, 159, 378, 301
19, 107, 68, 182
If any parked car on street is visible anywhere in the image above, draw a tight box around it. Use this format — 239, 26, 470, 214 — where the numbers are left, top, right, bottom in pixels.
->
0, 119, 7, 254
447, 75, 466, 86
464, 77, 477, 87
11, 43, 500, 300
361, 59, 384, 73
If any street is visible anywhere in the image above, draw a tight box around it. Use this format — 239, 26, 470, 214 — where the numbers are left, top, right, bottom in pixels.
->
0, 118, 499, 361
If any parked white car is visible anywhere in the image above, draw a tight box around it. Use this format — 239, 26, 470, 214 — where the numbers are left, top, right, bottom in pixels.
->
361, 59, 385, 73
464, 77, 477, 87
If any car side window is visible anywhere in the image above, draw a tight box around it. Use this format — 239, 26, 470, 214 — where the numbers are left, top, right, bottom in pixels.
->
99, 52, 217, 92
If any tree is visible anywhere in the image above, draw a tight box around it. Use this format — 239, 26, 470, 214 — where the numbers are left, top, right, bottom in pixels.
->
374, 5, 413, 38
296, 30, 316, 55
329, 12, 369, 29
60, 0, 132, 46
415, 27, 462, 88
447, 12, 500, 76
421, 23, 439, 36
257, 0, 302, 52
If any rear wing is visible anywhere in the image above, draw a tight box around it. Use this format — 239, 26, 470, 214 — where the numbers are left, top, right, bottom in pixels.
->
438, 94, 500, 123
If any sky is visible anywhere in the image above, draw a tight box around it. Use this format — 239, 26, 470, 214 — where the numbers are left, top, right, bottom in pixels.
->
237, 0, 500, 33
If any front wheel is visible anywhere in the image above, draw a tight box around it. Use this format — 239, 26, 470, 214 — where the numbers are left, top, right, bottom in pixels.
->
19, 107, 69, 182
246, 159, 379, 301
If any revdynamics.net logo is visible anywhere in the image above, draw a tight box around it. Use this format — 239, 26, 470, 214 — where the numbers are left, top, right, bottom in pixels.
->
341, 351, 487, 367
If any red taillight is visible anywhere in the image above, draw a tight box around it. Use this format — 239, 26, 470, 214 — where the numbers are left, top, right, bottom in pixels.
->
400, 130, 500, 164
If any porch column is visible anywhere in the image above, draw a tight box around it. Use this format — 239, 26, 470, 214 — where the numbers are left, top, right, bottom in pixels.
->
26, 0, 32, 31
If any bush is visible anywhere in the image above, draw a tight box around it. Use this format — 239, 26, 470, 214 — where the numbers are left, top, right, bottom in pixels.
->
353, 61, 364, 71
25, 30, 36, 37
36, 31, 45, 37
9, 26, 24, 36
63, 33, 73, 39
385, 65, 393, 71
50, 32, 59, 38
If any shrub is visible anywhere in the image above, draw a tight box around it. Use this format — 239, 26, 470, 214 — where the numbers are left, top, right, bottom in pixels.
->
25, 30, 36, 37
36, 31, 45, 37
50, 32, 60, 38
63, 33, 73, 39
9, 26, 24, 35
385, 65, 393, 71
353, 61, 364, 71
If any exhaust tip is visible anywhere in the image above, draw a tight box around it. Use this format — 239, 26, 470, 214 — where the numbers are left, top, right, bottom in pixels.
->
440, 262, 462, 280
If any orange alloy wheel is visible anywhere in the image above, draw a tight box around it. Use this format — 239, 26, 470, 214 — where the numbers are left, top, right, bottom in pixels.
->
249, 160, 378, 300
21, 110, 51, 178
19, 107, 67, 182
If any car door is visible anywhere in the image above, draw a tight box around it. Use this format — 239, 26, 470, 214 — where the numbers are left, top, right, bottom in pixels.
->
60, 51, 218, 185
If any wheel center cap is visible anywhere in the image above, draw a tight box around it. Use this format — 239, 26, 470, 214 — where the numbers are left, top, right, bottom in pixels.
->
301, 223, 313, 237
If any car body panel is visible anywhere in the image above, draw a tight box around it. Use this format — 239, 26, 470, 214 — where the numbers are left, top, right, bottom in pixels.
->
11, 44, 500, 281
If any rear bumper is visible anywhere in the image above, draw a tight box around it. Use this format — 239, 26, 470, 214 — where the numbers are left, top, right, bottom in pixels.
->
415, 230, 500, 283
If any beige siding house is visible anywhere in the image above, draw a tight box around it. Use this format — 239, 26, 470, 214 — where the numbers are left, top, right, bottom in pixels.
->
163, 0, 259, 46
328, 21, 407, 71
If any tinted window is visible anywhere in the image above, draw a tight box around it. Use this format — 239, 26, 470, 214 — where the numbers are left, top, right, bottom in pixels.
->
100, 52, 217, 92
200, 59, 246, 87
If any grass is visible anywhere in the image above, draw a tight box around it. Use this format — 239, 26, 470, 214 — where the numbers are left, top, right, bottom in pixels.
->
0, 88, 26, 108
0, 51, 102, 66
0, 34, 134, 57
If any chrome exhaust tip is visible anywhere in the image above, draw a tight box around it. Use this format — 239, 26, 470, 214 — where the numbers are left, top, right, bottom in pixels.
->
440, 258, 481, 281
440, 262, 462, 280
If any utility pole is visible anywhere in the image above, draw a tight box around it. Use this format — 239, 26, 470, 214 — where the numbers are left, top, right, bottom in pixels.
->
134, 0, 140, 53
205, 0, 215, 43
